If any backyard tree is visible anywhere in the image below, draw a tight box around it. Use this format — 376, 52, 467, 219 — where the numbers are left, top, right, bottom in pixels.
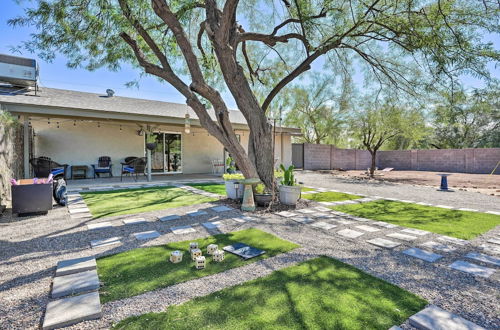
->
10, 0, 500, 188
349, 103, 424, 177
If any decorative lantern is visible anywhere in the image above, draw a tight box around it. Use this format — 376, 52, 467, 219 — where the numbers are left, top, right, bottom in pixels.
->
189, 242, 199, 253
191, 248, 202, 261
169, 250, 183, 263
184, 113, 191, 134
195, 256, 206, 270
207, 244, 218, 255
213, 249, 225, 262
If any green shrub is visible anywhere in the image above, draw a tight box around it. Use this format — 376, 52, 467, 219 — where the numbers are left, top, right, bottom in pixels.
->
222, 173, 245, 181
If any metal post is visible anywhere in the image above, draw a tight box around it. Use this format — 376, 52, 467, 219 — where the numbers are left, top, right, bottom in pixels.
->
147, 149, 152, 182
23, 116, 30, 179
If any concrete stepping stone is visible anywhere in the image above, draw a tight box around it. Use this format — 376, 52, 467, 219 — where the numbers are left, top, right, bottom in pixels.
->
87, 222, 113, 230
71, 213, 92, 219
170, 225, 196, 234
349, 216, 370, 222
337, 229, 364, 239
355, 225, 380, 232
458, 208, 478, 212
480, 243, 500, 255
315, 206, 331, 212
233, 216, 256, 223
276, 211, 297, 218
403, 248, 442, 262
401, 228, 430, 236
330, 210, 348, 216
388, 326, 402, 330
133, 230, 160, 240
310, 221, 337, 230
319, 201, 336, 206
367, 238, 400, 249
69, 207, 90, 214
159, 215, 181, 222
187, 210, 209, 217
486, 211, 500, 215
387, 233, 418, 242
90, 237, 121, 248
202, 221, 224, 229
465, 252, 500, 266
291, 216, 314, 224
296, 208, 316, 214
51, 270, 99, 298
372, 221, 398, 229
420, 241, 456, 253
409, 305, 485, 330
449, 260, 495, 278
211, 206, 233, 212
311, 212, 332, 219
42, 291, 101, 330
438, 236, 468, 246
123, 218, 148, 225
56, 257, 96, 277
335, 219, 355, 225
487, 238, 500, 245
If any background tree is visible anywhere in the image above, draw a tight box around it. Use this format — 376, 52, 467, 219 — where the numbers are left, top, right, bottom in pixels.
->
10, 0, 500, 188
282, 73, 350, 145
349, 101, 425, 177
430, 82, 500, 149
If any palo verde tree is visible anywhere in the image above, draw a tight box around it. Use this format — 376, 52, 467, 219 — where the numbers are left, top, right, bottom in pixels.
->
10, 0, 500, 188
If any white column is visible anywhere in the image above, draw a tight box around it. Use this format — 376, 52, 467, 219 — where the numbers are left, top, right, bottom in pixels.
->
23, 116, 30, 179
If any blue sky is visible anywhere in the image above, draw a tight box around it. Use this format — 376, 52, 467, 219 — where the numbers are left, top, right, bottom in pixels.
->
1, 0, 498, 109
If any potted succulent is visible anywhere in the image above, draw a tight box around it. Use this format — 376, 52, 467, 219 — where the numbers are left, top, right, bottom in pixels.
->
222, 173, 245, 199
278, 164, 301, 205
254, 183, 272, 206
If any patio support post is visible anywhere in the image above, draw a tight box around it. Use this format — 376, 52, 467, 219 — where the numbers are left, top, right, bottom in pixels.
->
147, 149, 152, 182
23, 116, 30, 179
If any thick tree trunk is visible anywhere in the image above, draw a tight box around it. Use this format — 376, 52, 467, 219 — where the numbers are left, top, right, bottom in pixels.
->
369, 150, 377, 178
247, 127, 274, 189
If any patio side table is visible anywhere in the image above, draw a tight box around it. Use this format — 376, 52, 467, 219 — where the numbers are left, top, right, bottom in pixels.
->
71, 165, 88, 180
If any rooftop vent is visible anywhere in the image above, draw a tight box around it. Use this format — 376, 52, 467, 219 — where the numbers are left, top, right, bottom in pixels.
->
106, 89, 115, 97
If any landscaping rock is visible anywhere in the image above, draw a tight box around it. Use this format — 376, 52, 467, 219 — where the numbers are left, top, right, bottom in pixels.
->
409, 305, 485, 330
133, 231, 160, 240
449, 260, 495, 278
56, 257, 96, 277
403, 248, 442, 262
42, 291, 101, 330
366, 238, 401, 249
51, 270, 99, 298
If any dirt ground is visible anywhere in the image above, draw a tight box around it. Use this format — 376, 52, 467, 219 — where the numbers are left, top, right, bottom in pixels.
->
324, 170, 500, 196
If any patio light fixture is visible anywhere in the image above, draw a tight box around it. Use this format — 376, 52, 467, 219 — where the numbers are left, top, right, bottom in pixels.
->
184, 113, 191, 134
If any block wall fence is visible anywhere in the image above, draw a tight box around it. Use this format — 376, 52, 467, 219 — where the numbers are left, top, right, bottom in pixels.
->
294, 143, 500, 174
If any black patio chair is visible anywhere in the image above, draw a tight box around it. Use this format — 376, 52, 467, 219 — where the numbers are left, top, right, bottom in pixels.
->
92, 156, 113, 178
121, 157, 146, 181
29, 157, 68, 179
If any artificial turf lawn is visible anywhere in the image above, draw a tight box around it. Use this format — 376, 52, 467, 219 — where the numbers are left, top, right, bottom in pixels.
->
113, 256, 427, 330
302, 190, 362, 202
81, 186, 216, 218
333, 200, 500, 240
301, 187, 317, 192
97, 228, 299, 303
188, 183, 227, 195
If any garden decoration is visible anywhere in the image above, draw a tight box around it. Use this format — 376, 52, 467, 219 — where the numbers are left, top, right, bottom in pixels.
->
278, 164, 301, 205
207, 244, 218, 255
437, 173, 453, 191
189, 242, 199, 253
170, 250, 183, 263
191, 248, 202, 261
195, 256, 206, 270
213, 249, 225, 262
240, 178, 261, 212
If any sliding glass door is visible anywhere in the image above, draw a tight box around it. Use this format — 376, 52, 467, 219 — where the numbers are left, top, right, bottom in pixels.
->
145, 132, 182, 173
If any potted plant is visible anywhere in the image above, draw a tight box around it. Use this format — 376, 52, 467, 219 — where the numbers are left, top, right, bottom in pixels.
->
254, 183, 272, 206
222, 173, 245, 199
226, 156, 236, 174
278, 164, 301, 205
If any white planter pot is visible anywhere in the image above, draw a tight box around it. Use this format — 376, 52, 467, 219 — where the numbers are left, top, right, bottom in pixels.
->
279, 185, 302, 205
225, 180, 244, 200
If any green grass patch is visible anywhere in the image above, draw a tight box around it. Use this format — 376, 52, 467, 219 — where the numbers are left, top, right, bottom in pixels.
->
97, 228, 299, 303
188, 183, 226, 195
333, 200, 500, 240
301, 187, 317, 192
302, 191, 362, 202
81, 186, 216, 218
114, 256, 427, 330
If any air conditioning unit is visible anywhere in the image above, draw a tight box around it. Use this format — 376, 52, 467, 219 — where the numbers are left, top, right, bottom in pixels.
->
0, 54, 38, 88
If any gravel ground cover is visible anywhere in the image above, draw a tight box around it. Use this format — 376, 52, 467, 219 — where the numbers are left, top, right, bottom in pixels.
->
1, 181, 499, 329
113, 256, 427, 330
333, 200, 500, 240
296, 171, 500, 212
97, 228, 299, 303
81, 186, 216, 218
